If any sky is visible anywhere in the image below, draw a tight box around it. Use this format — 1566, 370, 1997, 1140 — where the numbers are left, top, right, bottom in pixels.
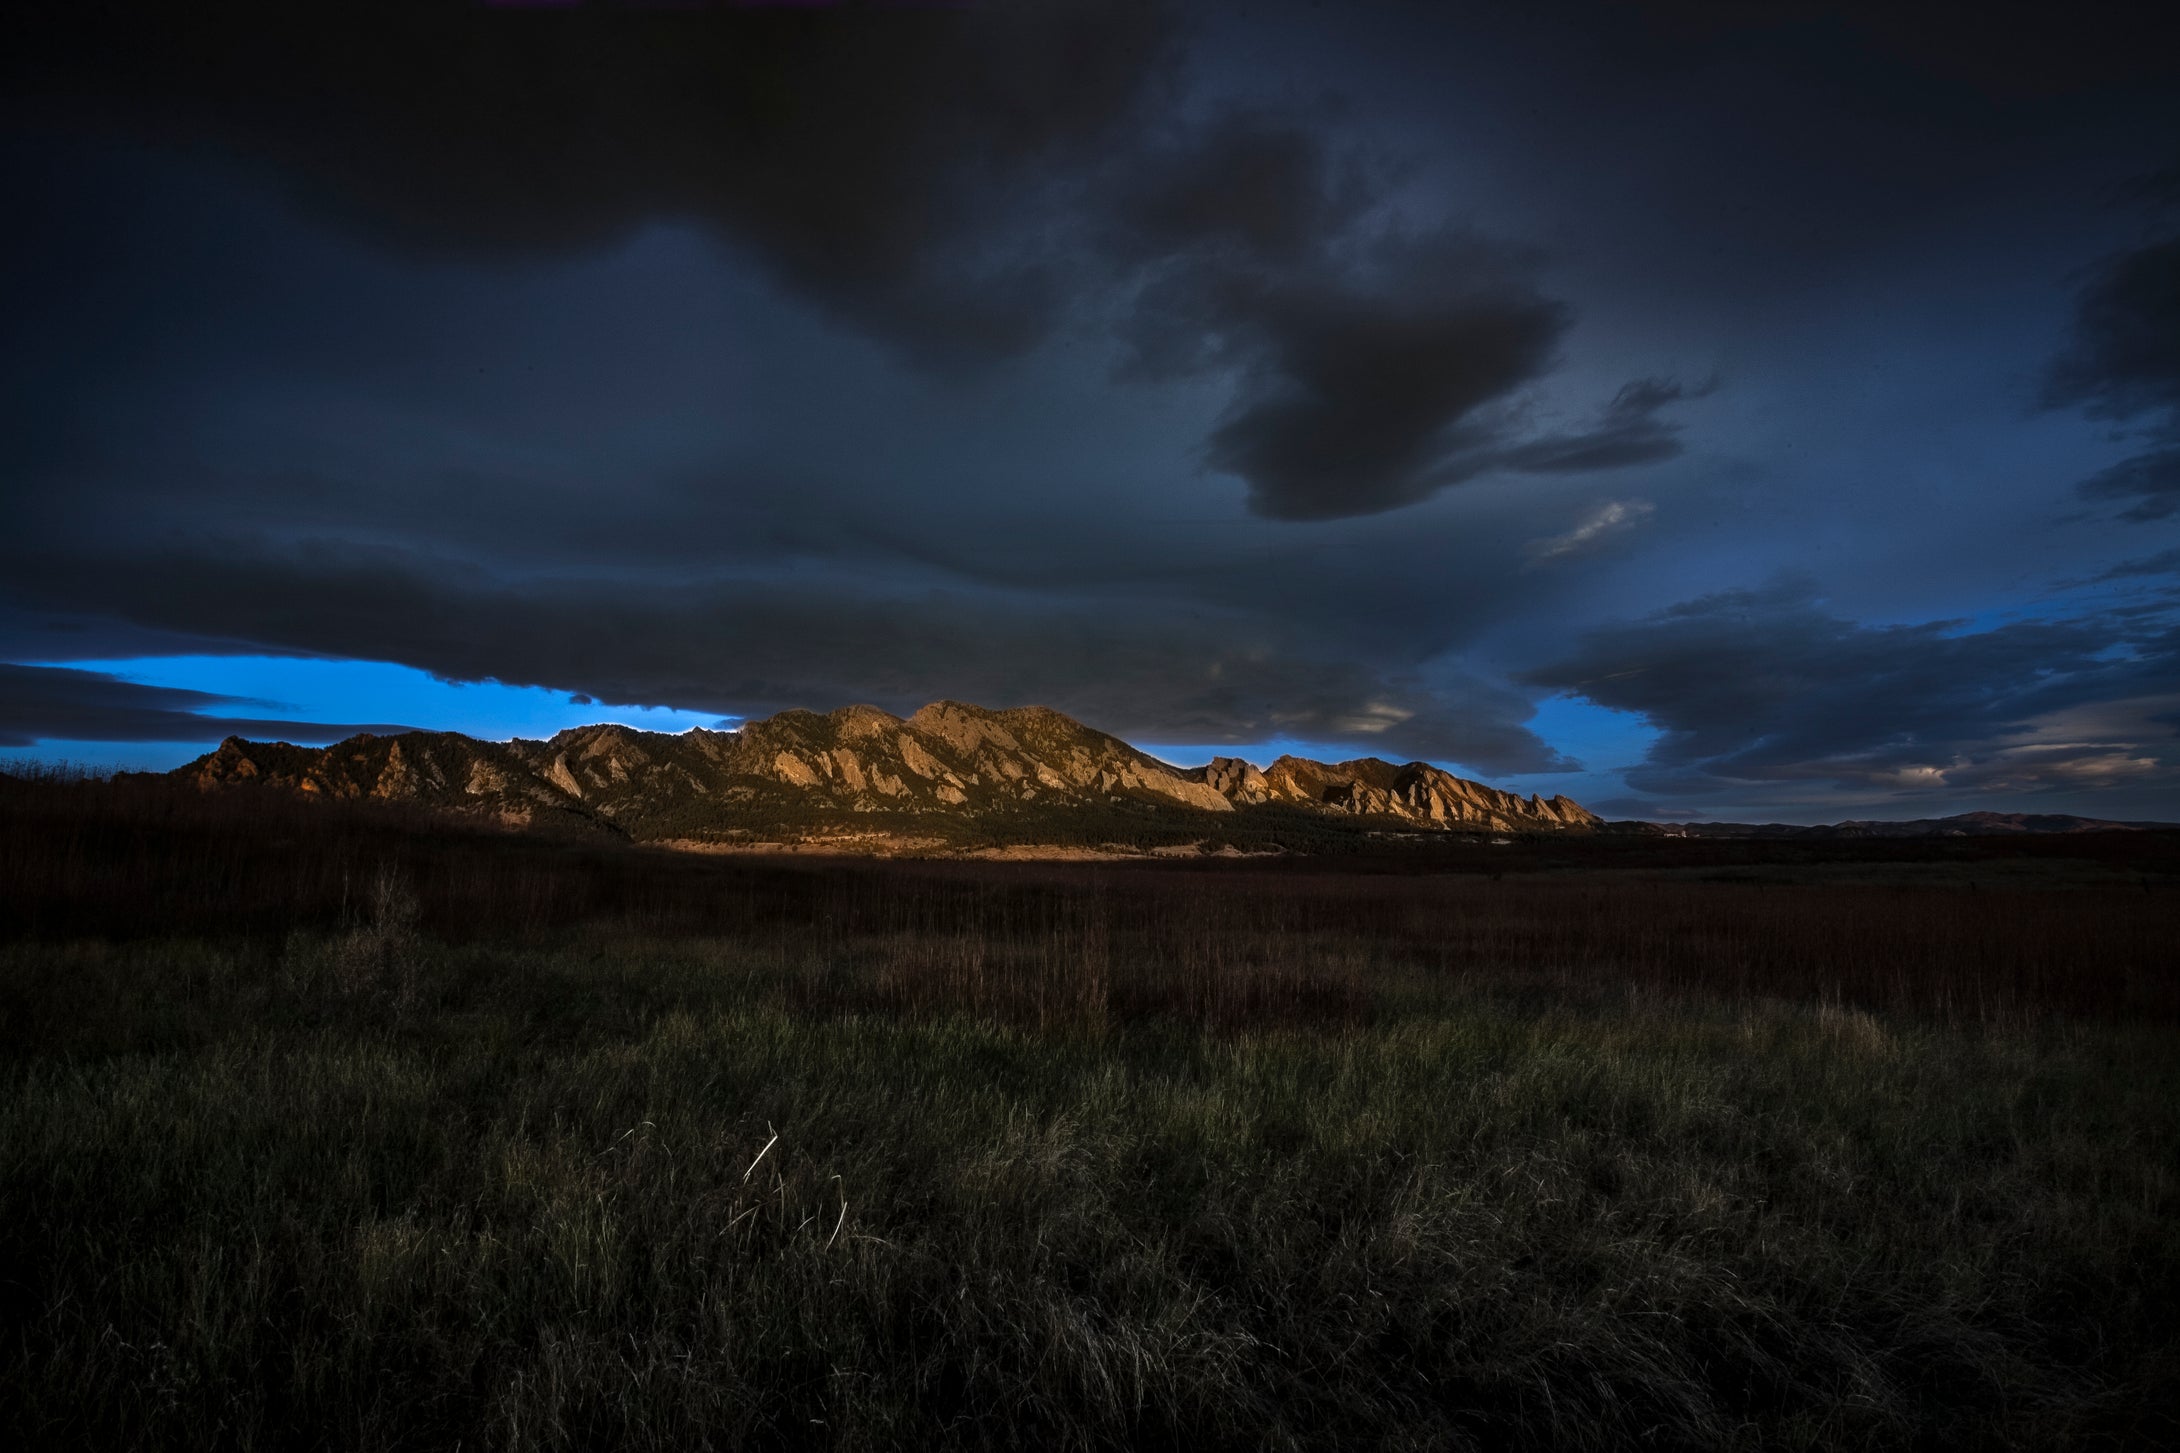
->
3, 0, 2178, 822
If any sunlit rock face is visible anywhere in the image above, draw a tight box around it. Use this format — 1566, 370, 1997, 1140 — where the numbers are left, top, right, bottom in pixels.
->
177, 701, 1599, 845
1233, 755, 1598, 833
1196, 757, 1270, 804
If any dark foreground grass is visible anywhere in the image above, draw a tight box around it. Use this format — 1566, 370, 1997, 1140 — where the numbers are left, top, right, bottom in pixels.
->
5, 932, 2177, 1450
2, 776, 2177, 1448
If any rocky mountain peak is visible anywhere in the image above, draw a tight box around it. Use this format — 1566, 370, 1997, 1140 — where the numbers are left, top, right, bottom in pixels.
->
909, 700, 1025, 756
1196, 757, 1271, 804
174, 699, 1598, 849
828, 703, 904, 740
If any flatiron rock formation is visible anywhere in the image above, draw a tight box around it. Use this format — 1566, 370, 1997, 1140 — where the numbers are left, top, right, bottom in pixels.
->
176, 699, 1597, 848
1255, 756, 1594, 830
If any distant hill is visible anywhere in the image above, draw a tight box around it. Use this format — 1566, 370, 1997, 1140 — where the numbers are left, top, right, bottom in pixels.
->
1613, 810, 2179, 840
170, 700, 1599, 851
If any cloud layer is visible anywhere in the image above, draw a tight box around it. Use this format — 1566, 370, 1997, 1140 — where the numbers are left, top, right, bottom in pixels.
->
1528, 584, 2178, 806
2048, 233, 2180, 520
5, 5, 1695, 523
1107, 114, 1694, 518
0, 663, 413, 749
2, 542, 1569, 773
5, 2, 2180, 818
5, 0, 1176, 369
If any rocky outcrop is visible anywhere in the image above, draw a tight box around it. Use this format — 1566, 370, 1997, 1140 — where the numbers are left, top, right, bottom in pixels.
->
1195, 756, 1271, 804
1200, 754, 1601, 833
177, 700, 1599, 845
180, 731, 600, 833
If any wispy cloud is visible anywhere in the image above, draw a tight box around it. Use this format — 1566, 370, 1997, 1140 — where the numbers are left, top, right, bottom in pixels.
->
1525, 498, 1655, 563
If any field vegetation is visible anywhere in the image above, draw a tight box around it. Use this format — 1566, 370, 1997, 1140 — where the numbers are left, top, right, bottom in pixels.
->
2, 768, 2176, 1449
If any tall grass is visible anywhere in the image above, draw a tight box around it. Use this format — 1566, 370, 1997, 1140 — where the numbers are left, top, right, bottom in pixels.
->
1, 773, 2175, 1448
2, 770, 2174, 1028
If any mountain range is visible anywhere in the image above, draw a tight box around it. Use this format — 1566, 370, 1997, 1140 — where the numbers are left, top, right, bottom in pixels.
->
172, 700, 1599, 851
1616, 811, 2179, 839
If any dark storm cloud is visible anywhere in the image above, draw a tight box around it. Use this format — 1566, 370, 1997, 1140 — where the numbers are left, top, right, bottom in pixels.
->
0, 611, 270, 666
15, 0, 2178, 822
2045, 238, 2180, 423
2091, 547, 2180, 583
2047, 233, 2180, 521
1, 545, 1569, 773
2, 0, 1176, 369
1526, 583, 2179, 800
0, 663, 414, 749
3, 2, 1693, 522
1196, 238, 1573, 520
2076, 448, 2180, 523
1615, 1, 2180, 98
1107, 107, 1371, 267
1492, 377, 1700, 477
1195, 277, 1697, 519
1106, 113, 1691, 519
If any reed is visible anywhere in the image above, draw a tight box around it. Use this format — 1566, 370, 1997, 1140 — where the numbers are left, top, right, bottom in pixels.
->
2, 769, 2174, 1448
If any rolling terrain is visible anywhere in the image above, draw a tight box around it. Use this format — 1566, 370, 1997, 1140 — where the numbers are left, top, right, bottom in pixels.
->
1616, 809, 2180, 838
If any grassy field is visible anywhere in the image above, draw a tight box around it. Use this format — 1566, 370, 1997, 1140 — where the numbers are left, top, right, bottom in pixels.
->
2, 772, 2176, 1449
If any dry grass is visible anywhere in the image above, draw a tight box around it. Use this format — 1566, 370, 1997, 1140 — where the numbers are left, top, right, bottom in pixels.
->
1, 770, 2175, 1449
